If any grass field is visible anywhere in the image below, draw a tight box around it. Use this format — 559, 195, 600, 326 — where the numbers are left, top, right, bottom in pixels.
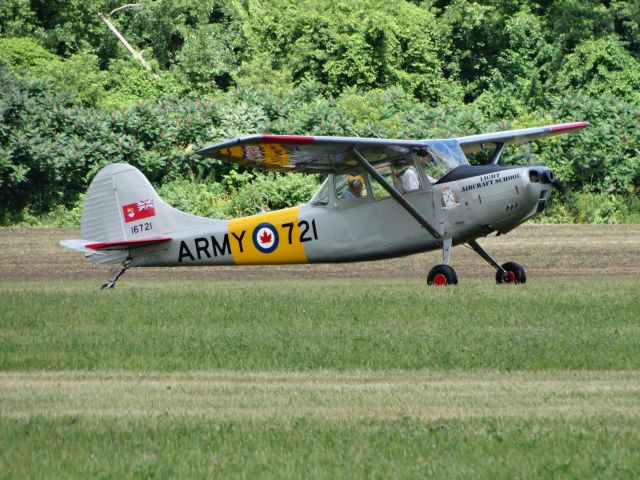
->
1, 226, 640, 478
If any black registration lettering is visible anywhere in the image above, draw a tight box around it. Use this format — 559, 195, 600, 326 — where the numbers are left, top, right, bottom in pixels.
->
194, 237, 211, 259
178, 241, 195, 262
282, 222, 294, 244
299, 220, 312, 242
231, 231, 245, 253
211, 234, 231, 257
130, 221, 153, 235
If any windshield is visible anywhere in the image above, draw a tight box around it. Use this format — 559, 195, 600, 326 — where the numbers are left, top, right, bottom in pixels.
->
426, 140, 469, 173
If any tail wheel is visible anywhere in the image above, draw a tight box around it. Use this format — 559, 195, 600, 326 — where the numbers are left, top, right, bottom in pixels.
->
495, 262, 527, 284
427, 264, 458, 286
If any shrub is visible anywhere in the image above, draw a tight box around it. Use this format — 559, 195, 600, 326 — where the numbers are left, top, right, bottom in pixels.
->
227, 172, 320, 217
156, 178, 229, 219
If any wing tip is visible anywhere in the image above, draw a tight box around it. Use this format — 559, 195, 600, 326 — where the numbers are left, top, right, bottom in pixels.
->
260, 134, 315, 144
549, 121, 590, 133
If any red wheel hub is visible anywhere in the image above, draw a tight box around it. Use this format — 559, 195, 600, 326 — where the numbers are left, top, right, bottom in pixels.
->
434, 273, 447, 286
506, 270, 517, 283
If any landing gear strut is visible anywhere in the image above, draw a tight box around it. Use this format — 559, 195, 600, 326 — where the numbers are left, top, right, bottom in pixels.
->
427, 238, 458, 286
468, 239, 526, 284
426, 238, 527, 285
101, 259, 131, 289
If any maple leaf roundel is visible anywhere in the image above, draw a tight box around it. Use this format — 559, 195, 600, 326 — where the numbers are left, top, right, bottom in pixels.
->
252, 222, 279, 253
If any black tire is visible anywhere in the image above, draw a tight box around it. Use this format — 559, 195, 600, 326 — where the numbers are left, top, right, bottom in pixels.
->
427, 264, 458, 286
495, 261, 527, 284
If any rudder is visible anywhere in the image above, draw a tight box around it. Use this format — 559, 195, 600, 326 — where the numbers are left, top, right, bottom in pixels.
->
81, 163, 216, 242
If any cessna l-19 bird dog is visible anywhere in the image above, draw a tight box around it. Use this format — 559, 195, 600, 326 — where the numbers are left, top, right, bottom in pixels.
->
61, 121, 588, 288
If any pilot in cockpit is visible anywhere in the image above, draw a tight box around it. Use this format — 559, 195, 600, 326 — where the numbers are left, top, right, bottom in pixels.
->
339, 175, 364, 199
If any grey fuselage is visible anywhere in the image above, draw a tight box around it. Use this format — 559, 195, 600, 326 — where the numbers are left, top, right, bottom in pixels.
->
130, 165, 552, 268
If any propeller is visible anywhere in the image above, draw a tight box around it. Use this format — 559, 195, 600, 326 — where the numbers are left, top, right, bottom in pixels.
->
551, 177, 568, 195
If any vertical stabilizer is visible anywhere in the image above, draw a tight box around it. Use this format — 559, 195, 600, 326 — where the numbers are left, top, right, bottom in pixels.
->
81, 163, 216, 242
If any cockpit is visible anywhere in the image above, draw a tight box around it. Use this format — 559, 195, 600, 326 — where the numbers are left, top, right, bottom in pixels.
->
309, 139, 470, 206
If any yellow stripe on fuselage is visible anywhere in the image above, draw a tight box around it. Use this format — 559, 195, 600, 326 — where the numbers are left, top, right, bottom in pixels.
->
228, 207, 308, 265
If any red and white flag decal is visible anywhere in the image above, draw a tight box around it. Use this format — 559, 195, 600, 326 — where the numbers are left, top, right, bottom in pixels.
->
122, 199, 156, 223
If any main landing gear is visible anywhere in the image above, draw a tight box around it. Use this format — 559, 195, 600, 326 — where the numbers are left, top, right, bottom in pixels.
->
101, 259, 131, 289
427, 238, 526, 286
427, 238, 458, 286
427, 264, 458, 286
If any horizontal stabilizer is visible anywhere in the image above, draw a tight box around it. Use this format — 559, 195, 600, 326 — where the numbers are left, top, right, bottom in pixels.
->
60, 239, 106, 255
85, 237, 171, 250
60, 237, 171, 252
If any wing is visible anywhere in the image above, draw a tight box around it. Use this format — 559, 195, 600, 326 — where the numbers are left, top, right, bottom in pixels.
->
196, 135, 428, 173
455, 122, 589, 154
195, 121, 589, 173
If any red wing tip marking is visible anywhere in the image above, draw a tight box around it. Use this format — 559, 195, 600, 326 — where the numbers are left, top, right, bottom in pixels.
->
549, 122, 590, 132
86, 237, 171, 250
260, 135, 314, 144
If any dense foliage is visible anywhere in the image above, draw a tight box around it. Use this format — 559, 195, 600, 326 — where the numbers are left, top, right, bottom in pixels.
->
0, 0, 639, 223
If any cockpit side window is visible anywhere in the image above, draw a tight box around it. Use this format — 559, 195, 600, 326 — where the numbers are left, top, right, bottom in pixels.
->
367, 163, 399, 200
365, 157, 429, 198
394, 157, 422, 193
309, 176, 330, 205
335, 172, 368, 200
417, 151, 446, 183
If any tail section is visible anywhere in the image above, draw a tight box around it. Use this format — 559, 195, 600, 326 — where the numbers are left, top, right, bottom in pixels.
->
81, 163, 215, 242
61, 163, 218, 263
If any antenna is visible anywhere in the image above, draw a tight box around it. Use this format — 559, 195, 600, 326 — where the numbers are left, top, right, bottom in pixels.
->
253, 192, 269, 214
346, 126, 360, 138
366, 126, 382, 139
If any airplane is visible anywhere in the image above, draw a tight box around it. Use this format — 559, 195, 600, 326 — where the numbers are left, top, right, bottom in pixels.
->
61, 121, 589, 288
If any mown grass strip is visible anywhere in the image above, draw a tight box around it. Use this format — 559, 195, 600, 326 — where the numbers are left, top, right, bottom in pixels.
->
1, 278, 639, 370
2, 370, 639, 420
2, 415, 639, 479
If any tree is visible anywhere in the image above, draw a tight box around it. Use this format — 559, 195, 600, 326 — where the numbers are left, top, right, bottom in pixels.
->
553, 36, 640, 102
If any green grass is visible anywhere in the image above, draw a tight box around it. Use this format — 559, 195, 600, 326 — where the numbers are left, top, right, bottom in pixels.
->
2, 277, 640, 478
1, 278, 639, 370
2, 416, 639, 479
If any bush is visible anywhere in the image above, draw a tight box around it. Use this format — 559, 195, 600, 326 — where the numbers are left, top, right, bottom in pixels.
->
156, 178, 229, 219
227, 172, 320, 217
536, 192, 640, 224
571, 192, 630, 224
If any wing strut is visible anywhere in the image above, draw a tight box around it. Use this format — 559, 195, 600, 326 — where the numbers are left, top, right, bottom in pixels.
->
490, 143, 506, 165
352, 148, 442, 242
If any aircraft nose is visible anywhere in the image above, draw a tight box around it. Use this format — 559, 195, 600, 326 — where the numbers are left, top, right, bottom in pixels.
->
528, 167, 555, 184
